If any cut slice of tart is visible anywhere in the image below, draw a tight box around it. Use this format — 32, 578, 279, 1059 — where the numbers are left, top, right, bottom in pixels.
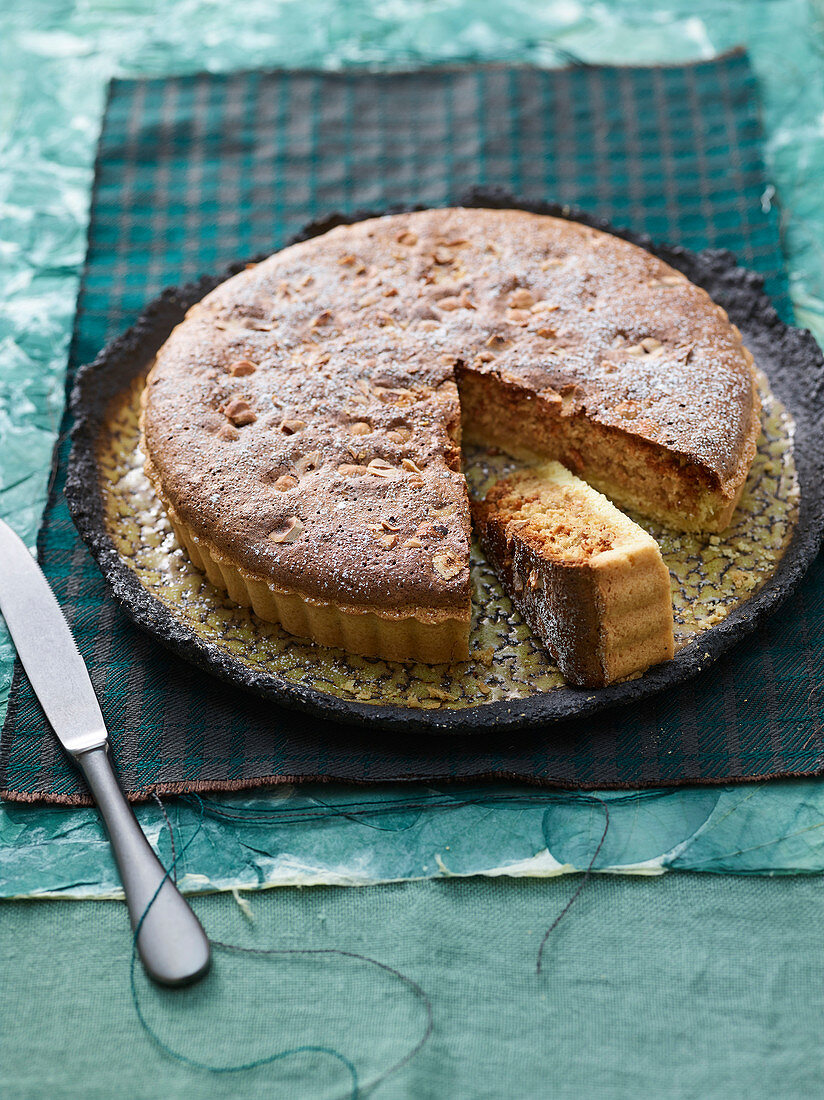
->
472, 462, 675, 687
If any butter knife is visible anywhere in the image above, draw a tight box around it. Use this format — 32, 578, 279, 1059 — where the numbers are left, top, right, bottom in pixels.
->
0, 518, 211, 986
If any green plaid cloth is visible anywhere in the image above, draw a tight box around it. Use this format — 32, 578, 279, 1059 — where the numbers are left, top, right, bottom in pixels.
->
3, 52, 822, 804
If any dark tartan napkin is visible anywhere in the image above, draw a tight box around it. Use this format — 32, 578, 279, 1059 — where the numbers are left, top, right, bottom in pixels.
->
2, 50, 822, 804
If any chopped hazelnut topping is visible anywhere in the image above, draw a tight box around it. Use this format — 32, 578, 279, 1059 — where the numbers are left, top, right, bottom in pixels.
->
229, 359, 256, 376
641, 337, 663, 353
509, 288, 535, 309
385, 426, 413, 445
273, 474, 299, 491
295, 451, 321, 474
269, 517, 304, 544
223, 397, 257, 426
377, 387, 415, 407
485, 333, 510, 349
278, 419, 307, 435
626, 338, 664, 357
367, 458, 395, 478
433, 551, 464, 581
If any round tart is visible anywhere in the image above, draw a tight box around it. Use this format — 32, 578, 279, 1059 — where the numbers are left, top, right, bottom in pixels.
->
140, 207, 760, 664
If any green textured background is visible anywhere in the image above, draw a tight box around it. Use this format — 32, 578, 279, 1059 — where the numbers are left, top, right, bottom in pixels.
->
5, 875, 824, 1098
3, 1, 824, 1096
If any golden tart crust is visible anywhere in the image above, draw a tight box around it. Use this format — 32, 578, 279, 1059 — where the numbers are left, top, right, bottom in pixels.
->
140, 207, 760, 664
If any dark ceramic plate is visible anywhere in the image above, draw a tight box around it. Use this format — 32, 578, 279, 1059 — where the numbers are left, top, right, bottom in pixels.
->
66, 194, 824, 733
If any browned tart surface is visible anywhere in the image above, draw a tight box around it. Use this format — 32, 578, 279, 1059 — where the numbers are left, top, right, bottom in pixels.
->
141, 207, 760, 664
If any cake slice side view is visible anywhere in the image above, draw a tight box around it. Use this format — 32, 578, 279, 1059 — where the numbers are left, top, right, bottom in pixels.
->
472, 462, 675, 687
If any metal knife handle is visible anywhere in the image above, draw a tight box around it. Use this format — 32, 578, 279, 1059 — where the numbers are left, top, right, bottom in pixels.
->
75, 746, 211, 986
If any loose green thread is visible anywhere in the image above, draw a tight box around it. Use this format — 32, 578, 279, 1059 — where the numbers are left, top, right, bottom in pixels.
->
190, 784, 615, 980
129, 794, 433, 1098
190, 787, 655, 829
132, 787, 608, 1085
536, 795, 610, 975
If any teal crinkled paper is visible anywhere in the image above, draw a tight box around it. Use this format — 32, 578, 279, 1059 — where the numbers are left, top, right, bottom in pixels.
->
6, 781, 824, 900
3, 0, 824, 897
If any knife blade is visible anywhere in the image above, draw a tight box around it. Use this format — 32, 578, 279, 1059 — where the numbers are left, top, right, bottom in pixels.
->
0, 520, 108, 754
0, 517, 210, 986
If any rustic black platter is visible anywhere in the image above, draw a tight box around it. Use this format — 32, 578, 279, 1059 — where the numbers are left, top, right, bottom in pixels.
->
66, 196, 824, 733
